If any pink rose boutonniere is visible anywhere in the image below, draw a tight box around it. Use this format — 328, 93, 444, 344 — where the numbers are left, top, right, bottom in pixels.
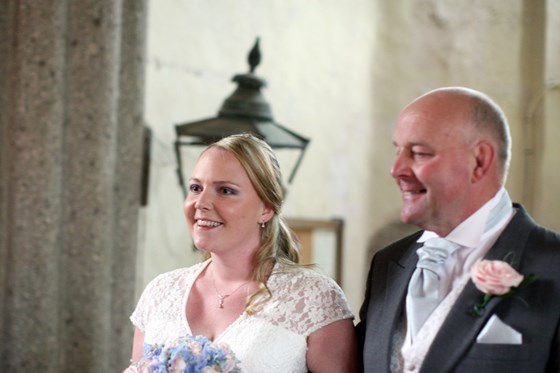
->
469, 259, 536, 317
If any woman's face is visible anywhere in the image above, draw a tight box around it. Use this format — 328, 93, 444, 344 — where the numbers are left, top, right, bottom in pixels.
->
184, 147, 272, 257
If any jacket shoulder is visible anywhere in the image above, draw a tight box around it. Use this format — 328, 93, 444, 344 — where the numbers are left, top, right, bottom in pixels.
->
373, 230, 424, 261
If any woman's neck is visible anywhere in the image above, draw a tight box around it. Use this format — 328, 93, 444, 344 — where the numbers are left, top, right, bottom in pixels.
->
209, 255, 255, 282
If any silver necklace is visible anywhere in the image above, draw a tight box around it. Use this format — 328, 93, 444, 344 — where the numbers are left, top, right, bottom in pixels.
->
211, 274, 250, 309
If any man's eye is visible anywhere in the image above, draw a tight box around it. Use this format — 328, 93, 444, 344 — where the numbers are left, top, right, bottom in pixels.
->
411, 150, 431, 158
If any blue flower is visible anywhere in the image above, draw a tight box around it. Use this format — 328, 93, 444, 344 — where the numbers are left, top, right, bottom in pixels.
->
129, 334, 242, 373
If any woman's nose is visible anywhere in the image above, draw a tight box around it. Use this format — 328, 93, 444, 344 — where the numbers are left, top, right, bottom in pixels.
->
194, 190, 212, 210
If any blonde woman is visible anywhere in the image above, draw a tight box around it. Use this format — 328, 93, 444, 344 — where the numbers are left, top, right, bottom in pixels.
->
128, 133, 358, 373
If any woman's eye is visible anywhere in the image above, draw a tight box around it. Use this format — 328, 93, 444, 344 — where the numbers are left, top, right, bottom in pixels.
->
188, 184, 202, 193
220, 187, 237, 195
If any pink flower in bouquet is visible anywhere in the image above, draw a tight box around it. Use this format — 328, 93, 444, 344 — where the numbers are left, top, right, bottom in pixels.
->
471, 260, 524, 295
169, 356, 188, 372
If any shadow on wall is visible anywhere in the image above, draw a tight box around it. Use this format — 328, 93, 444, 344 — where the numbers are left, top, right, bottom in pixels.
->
366, 220, 419, 266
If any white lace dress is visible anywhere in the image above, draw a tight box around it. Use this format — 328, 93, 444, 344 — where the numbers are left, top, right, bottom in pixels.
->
130, 260, 354, 373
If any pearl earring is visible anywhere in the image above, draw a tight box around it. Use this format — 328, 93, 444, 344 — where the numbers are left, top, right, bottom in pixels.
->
261, 222, 265, 228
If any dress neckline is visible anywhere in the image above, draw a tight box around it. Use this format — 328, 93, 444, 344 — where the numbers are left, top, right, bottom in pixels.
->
182, 259, 284, 341
181, 260, 249, 342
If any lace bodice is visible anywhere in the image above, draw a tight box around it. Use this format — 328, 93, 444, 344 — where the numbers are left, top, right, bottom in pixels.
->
130, 260, 354, 373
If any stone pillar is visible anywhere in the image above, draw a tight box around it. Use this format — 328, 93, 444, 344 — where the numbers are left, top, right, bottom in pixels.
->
519, 0, 546, 212
0, 0, 147, 372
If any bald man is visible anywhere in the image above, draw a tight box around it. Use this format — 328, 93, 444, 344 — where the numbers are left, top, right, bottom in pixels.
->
357, 87, 560, 373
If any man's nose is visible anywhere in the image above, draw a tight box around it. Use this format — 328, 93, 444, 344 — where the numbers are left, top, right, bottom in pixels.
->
390, 151, 410, 179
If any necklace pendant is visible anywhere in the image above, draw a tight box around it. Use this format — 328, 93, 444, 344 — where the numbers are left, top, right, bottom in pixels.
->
211, 269, 249, 310
218, 295, 226, 309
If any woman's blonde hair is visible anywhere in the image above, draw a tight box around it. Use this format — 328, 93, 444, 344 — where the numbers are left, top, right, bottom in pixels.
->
200, 133, 303, 314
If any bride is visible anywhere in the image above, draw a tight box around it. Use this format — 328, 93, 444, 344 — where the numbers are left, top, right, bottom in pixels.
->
128, 133, 358, 372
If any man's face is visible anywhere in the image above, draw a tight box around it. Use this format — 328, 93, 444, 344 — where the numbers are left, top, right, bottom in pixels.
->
390, 98, 477, 236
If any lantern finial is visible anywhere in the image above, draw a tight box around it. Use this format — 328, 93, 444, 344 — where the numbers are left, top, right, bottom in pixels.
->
248, 37, 261, 73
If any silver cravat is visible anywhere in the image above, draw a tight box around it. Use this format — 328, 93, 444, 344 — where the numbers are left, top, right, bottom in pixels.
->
406, 237, 461, 340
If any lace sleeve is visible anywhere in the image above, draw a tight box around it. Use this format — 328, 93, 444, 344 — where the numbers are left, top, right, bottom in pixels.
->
129, 273, 162, 332
267, 268, 354, 337
129, 265, 199, 333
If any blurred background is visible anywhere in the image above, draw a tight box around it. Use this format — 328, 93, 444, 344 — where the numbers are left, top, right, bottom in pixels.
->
1, 0, 559, 371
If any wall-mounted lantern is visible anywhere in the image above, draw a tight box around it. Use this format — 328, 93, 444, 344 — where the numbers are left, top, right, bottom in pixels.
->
174, 38, 310, 197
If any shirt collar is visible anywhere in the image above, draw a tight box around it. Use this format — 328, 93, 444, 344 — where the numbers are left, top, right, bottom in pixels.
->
418, 188, 508, 248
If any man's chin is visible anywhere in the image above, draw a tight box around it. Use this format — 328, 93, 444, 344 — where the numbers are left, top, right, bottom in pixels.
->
400, 209, 422, 227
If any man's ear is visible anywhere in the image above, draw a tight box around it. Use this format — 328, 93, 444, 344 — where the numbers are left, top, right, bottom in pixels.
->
472, 140, 495, 182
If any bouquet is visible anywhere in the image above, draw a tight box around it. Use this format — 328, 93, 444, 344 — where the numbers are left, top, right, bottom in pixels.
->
124, 334, 243, 373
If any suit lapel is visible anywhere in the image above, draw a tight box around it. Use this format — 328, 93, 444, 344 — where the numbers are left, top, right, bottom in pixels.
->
385, 243, 419, 308
421, 205, 534, 373
375, 240, 420, 370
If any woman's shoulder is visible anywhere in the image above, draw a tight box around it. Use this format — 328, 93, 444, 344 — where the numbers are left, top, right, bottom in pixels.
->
131, 261, 208, 332
273, 264, 338, 284
264, 264, 353, 336
270, 264, 345, 298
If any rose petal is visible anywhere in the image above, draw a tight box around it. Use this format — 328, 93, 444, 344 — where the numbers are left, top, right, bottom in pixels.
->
471, 260, 524, 295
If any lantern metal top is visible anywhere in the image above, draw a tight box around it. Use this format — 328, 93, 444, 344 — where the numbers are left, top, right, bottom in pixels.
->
174, 38, 310, 196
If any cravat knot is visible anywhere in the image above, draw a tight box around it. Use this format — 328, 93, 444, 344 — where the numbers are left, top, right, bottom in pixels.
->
407, 237, 461, 340
416, 237, 461, 274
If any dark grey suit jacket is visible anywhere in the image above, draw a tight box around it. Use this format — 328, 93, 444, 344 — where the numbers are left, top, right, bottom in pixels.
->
357, 204, 560, 372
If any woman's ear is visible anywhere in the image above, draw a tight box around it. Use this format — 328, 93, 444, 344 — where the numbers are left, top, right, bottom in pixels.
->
260, 205, 275, 224
472, 140, 495, 183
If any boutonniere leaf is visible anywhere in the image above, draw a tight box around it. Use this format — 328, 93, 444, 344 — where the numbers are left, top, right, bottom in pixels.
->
469, 258, 536, 318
